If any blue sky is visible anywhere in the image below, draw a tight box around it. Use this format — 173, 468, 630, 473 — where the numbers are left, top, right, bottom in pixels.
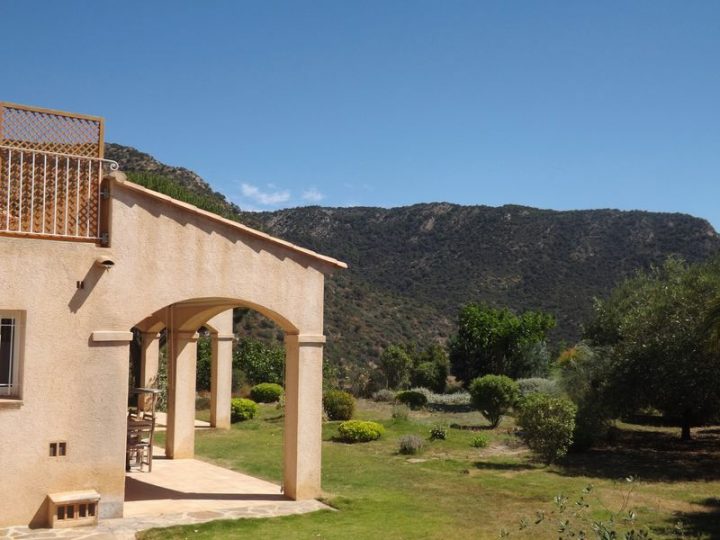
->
2, 1, 719, 226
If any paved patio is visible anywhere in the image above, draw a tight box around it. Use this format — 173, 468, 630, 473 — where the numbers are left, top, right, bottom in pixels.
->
1, 452, 330, 539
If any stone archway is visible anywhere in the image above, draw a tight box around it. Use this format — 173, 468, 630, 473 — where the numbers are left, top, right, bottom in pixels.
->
131, 297, 325, 501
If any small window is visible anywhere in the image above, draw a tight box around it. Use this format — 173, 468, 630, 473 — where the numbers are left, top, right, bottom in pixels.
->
0, 312, 22, 398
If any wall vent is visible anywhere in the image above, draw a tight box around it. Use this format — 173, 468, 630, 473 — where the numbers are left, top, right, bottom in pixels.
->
47, 490, 100, 528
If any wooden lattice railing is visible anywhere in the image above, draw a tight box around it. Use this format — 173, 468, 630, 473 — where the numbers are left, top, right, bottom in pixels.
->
0, 103, 117, 243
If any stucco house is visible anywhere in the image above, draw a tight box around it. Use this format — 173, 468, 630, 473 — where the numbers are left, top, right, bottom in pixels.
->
0, 102, 346, 528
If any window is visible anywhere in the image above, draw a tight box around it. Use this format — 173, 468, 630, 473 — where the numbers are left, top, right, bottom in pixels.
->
0, 312, 22, 398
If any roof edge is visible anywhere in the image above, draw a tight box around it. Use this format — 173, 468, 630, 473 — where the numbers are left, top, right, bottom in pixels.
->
110, 175, 348, 270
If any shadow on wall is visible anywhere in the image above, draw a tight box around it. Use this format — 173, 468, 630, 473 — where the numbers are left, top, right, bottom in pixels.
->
29, 498, 48, 529
68, 263, 107, 313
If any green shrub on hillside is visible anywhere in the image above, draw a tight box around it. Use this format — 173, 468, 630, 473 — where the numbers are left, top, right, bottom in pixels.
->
396, 390, 428, 410
468, 375, 519, 428
336, 420, 385, 443
250, 383, 284, 403
231, 398, 258, 422
517, 393, 577, 463
323, 389, 355, 421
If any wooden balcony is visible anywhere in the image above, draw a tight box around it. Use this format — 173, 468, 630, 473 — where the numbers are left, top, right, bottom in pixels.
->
0, 103, 117, 244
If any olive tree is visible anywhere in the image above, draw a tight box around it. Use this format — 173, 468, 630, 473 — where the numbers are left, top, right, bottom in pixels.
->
586, 257, 720, 440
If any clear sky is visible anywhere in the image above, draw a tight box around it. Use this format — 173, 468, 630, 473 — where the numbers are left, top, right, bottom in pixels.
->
2, 1, 719, 226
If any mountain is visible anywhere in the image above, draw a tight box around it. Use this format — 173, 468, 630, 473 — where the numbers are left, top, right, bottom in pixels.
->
106, 144, 720, 370
105, 143, 241, 217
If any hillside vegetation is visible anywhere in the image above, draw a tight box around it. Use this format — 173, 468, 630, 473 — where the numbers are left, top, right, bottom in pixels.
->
106, 143, 720, 370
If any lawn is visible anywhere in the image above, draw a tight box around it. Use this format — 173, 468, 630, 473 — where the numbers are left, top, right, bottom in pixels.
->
144, 401, 720, 539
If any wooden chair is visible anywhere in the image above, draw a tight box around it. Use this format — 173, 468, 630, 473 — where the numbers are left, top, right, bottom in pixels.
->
126, 388, 160, 472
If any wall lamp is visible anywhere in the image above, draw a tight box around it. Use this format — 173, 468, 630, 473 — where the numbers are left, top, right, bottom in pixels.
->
95, 256, 115, 270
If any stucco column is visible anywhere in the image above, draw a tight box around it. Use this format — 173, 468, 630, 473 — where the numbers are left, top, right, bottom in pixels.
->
206, 310, 234, 429
138, 331, 161, 410
283, 334, 325, 500
210, 331, 234, 429
165, 330, 198, 459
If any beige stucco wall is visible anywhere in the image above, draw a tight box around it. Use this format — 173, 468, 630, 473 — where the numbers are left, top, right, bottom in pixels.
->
0, 178, 339, 527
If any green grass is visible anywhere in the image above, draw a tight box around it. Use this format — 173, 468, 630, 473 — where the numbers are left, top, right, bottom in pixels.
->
142, 401, 720, 539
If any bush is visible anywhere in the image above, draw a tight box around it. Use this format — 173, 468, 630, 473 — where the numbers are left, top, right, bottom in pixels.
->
429, 426, 447, 440
396, 390, 428, 410
230, 398, 258, 422
391, 404, 410, 421
516, 377, 559, 398
250, 382, 284, 403
517, 393, 577, 463
471, 434, 490, 448
468, 375, 520, 428
336, 420, 385, 443
398, 434, 425, 455
372, 388, 396, 402
323, 389, 356, 421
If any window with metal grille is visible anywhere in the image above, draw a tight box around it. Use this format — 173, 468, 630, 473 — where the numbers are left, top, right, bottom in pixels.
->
0, 312, 22, 398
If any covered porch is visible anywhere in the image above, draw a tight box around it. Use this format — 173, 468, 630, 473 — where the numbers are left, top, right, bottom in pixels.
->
123, 449, 329, 522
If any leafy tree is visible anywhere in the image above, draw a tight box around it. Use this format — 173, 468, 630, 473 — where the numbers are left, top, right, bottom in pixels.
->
379, 345, 413, 389
468, 374, 519, 428
196, 334, 213, 391
233, 337, 285, 385
410, 343, 450, 392
449, 304, 555, 382
556, 343, 613, 448
585, 257, 720, 440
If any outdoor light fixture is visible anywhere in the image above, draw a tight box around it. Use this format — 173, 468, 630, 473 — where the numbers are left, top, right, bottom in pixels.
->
95, 256, 115, 270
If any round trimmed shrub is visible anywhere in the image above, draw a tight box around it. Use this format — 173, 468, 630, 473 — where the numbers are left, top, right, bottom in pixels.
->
395, 390, 428, 410
250, 382, 284, 403
323, 389, 355, 421
468, 375, 520, 428
399, 434, 424, 455
336, 420, 384, 443
517, 393, 577, 463
231, 398, 258, 422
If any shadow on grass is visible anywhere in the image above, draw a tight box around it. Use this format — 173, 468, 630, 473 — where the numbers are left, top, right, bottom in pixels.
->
671, 497, 720, 539
556, 427, 720, 482
473, 461, 538, 472
427, 404, 474, 413
449, 423, 494, 431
